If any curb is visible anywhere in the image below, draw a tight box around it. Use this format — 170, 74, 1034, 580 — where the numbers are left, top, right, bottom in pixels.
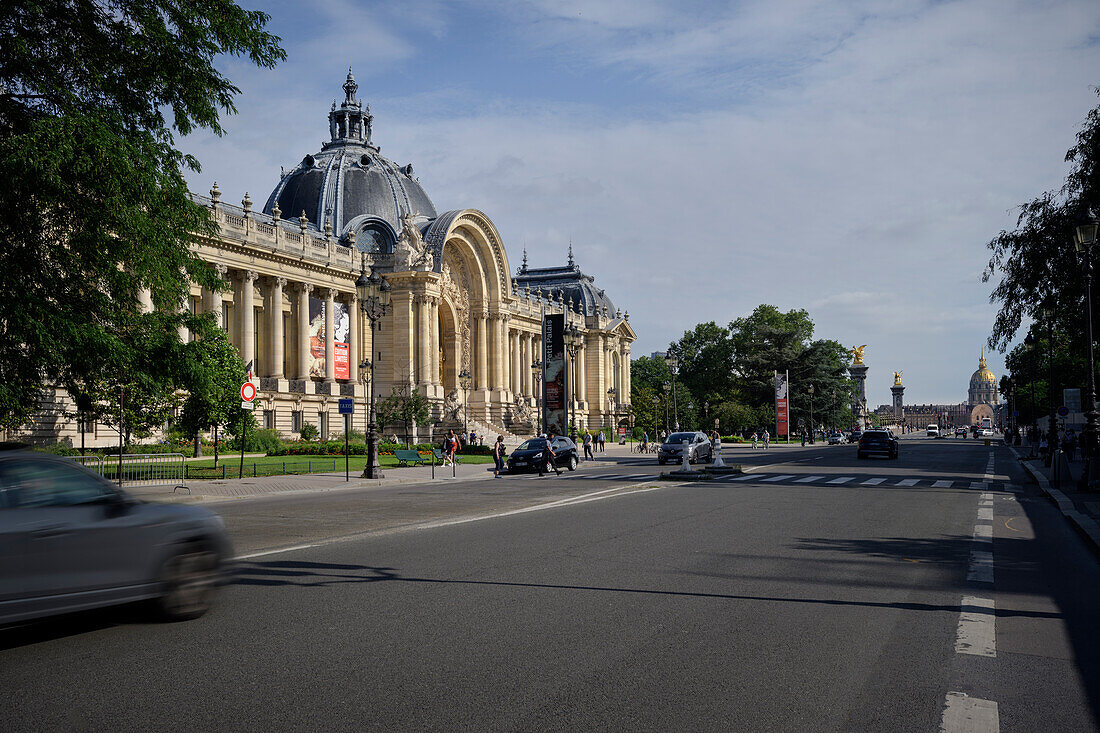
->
1008, 445, 1100, 554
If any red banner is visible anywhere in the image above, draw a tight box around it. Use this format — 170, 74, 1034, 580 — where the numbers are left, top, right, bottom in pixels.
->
777, 398, 789, 437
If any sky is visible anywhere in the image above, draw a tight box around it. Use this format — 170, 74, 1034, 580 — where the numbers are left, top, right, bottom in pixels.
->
179, 0, 1100, 407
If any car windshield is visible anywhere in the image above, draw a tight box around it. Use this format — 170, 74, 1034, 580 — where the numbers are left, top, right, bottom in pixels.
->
664, 433, 696, 444
517, 439, 547, 450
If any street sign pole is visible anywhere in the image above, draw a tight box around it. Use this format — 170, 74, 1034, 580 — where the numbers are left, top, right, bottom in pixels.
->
239, 381, 257, 479
337, 398, 355, 482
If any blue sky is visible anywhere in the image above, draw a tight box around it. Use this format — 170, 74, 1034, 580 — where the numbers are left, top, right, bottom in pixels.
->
180, 0, 1100, 406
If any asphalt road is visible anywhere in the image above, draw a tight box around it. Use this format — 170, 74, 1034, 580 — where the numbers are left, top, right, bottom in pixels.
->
3, 437, 1099, 731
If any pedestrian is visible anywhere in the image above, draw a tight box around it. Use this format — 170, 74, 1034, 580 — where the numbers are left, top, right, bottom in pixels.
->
469, 429, 477, 447
751, 431, 758, 449
598, 430, 606, 452
493, 435, 506, 477
583, 431, 594, 461
448, 430, 459, 465
544, 434, 562, 475
800, 429, 806, 447
642, 431, 649, 452
763, 429, 770, 450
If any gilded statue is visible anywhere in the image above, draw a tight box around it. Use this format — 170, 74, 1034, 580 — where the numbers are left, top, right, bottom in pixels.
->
850, 344, 867, 365
893, 370, 903, 386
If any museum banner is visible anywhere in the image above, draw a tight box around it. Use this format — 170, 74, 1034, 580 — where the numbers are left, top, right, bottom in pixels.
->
308, 296, 350, 381
542, 313, 567, 436
775, 370, 789, 438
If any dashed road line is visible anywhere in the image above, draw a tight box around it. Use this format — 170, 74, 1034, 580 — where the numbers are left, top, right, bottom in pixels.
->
861, 477, 887, 485
826, 476, 855, 484
896, 478, 920, 486
933, 480, 954, 488
940, 692, 999, 733
761, 474, 796, 482
794, 475, 825, 483
955, 596, 997, 657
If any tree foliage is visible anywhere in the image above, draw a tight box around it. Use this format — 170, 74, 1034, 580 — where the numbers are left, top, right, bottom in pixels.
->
376, 385, 431, 443
176, 316, 249, 456
0, 0, 284, 429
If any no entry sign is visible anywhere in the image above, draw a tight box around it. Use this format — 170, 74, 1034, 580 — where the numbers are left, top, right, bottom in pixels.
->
241, 381, 256, 402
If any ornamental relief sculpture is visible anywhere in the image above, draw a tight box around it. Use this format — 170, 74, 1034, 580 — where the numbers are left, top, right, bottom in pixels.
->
441, 253, 472, 375
394, 212, 433, 272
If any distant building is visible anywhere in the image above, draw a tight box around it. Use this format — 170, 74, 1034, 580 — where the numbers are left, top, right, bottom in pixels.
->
875, 352, 1000, 427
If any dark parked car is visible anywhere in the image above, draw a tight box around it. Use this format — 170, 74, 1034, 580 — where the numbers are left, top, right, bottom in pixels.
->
0, 448, 232, 625
848, 429, 864, 443
857, 429, 899, 459
657, 432, 713, 465
505, 436, 578, 473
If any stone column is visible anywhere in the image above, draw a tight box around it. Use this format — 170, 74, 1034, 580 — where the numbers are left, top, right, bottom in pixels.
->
269, 277, 286, 378
417, 295, 431, 387
347, 294, 359, 384
239, 270, 257, 373
206, 264, 227, 331
520, 333, 529, 396
496, 315, 508, 392
324, 287, 336, 383
622, 346, 631, 405
296, 283, 313, 379
577, 342, 587, 406
476, 312, 488, 391
511, 331, 521, 394
429, 297, 440, 386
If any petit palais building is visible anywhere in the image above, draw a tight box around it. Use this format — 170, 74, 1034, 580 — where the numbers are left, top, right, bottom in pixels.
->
14, 72, 636, 446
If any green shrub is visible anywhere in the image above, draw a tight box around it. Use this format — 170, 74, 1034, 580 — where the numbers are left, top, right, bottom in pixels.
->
228, 428, 283, 453
38, 441, 79, 456
457, 444, 492, 455
298, 423, 319, 442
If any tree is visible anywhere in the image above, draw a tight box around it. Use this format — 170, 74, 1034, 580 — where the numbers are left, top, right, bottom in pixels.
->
729, 305, 816, 410
376, 385, 431, 444
0, 0, 284, 430
175, 316, 248, 457
666, 322, 735, 405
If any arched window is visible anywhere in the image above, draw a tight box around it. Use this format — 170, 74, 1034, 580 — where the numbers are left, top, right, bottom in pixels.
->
357, 224, 393, 254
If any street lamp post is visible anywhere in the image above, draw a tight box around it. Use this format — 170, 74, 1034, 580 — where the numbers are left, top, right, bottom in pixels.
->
808, 384, 815, 444
607, 386, 617, 439
531, 360, 543, 435
665, 354, 679, 430
652, 394, 660, 443
355, 254, 392, 479
1024, 333, 1038, 457
564, 324, 584, 435
458, 368, 472, 442
1042, 306, 1057, 465
662, 381, 671, 435
1074, 211, 1100, 489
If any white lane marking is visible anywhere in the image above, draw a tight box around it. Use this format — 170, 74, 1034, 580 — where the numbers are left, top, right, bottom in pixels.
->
731, 474, 763, 481
940, 691, 999, 733
973, 525, 992, 539
826, 476, 856, 484
932, 480, 954, 488
955, 596, 996, 657
861, 477, 887, 485
761, 474, 796, 482
896, 478, 920, 486
968, 551, 994, 583
238, 542, 320, 560
977, 507, 994, 520
980, 492, 994, 501
794, 475, 825, 483
971, 482, 989, 490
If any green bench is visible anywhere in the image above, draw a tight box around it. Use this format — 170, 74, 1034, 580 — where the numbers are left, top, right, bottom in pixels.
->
394, 449, 427, 466
432, 448, 460, 464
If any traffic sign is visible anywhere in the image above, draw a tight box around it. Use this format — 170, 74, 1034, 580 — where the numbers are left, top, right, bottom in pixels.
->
338, 398, 354, 415
714, 418, 720, 428
241, 401, 254, 410
1058, 405, 1070, 417
241, 381, 256, 402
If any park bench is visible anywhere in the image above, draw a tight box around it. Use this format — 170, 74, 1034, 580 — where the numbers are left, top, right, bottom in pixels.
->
432, 448, 460, 464
394, 449, 427, 467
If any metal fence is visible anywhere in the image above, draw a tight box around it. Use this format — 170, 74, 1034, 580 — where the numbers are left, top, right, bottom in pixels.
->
80, 453, 188, 493
185, 459, 338, 480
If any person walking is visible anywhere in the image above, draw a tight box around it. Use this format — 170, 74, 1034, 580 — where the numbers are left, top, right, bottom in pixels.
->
493, 435, 506, 477
598, 430, 606, 453
544, 434, 562, 475
763, 429, 770, 450
583, 431, 594, 461
447, 430, 459, 466
751, 431, 758, 450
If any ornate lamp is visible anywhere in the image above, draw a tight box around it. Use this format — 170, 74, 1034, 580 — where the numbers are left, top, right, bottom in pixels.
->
356, 253, 391, 478
459, 369, 472, 439
1074, 209, 1100, 489
665, 353, 679, 430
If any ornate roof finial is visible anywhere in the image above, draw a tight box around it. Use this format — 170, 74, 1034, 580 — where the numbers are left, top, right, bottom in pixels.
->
343, 67, 358, 106
521, 244, 528, 273
567, 238, 575, 268
978, 348, 987, 369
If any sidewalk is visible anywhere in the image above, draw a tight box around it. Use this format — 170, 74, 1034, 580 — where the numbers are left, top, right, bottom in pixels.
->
1008, 440, 1100, 554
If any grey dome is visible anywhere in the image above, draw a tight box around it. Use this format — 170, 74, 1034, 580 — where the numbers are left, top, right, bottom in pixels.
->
262, 70, 436, 250
513, 246, 616, 317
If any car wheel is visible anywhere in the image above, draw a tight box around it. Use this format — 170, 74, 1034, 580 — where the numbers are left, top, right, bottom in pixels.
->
156, 543, 220, 621
568, 455, 578, 471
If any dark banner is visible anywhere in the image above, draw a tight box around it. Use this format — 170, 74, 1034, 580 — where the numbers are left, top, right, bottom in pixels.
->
542, 313, 566, 437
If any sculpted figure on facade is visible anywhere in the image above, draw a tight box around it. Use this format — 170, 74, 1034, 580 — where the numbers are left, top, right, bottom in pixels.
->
394, 212, 433, 271
509, 395, 536, 431
441, 389, 462, 422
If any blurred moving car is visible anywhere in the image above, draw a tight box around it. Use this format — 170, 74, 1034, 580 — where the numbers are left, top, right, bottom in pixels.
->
505, 436, 578, 473
857, 429, 899, 459
657, 432, 713, 465
955, 427, 968, 437
927, 424, 940, 437
827, 432, 846, 445
0, 448, 232, 625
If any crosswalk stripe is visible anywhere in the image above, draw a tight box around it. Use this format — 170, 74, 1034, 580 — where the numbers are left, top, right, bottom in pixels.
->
896, 478, 919, 486
826, 476, 855, 484
794, 475, 825, 483
761, 474, 796, 482
861, 477, 887, 485
731, 474, 762, 481
932, 480, 953, 488
970, 481, 988, 490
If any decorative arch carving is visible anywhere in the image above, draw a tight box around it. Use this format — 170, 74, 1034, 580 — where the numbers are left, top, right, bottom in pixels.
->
423, 209, 511, 301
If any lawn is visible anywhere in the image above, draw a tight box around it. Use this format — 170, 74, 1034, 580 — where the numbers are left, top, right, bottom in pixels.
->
185, 452, 494, 479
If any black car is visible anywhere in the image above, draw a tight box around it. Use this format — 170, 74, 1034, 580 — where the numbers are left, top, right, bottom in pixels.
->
505, 436, 579, 473
857, 429, 899, 459
657, 431, 713, 465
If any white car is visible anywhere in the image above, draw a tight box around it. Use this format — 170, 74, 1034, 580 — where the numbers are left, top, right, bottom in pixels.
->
927, 424, 940, 437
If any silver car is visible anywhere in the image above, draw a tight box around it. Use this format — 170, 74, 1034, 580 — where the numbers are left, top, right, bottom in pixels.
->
0, 449, 232, 625
657, 431, 714, 465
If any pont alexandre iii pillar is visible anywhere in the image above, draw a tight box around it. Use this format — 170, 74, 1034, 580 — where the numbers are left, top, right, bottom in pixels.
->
269, 276, 286, 378
323, 288, 336, 383
296, 283, 313, 380
239, 270, 257, 375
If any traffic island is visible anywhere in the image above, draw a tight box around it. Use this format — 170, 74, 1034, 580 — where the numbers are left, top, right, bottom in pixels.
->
704, 464, 742, 477
659, 468, 708, 481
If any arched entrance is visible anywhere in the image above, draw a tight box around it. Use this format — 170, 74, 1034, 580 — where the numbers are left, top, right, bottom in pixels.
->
438, 297, 460, 396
